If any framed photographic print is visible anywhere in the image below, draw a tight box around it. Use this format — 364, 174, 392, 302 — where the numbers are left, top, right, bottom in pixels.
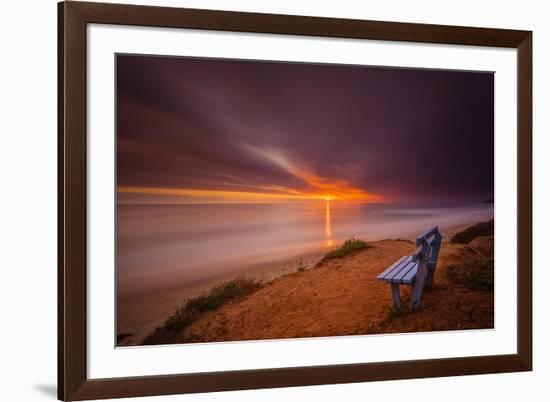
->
58, 1, 532, 400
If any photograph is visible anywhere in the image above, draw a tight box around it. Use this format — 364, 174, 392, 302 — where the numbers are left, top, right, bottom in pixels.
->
115, 55, 495, 346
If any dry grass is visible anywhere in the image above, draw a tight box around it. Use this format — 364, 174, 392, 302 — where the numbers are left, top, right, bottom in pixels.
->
142, 278, 262, 345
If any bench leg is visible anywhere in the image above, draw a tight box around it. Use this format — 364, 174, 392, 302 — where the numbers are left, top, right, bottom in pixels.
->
425, 268, 435, 288
425, 233, 441, 288
391, 283, 401, 309
411, 276, 426, 311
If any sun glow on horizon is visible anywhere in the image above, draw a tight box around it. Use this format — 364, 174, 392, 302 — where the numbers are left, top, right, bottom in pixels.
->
117, 186, 382, 204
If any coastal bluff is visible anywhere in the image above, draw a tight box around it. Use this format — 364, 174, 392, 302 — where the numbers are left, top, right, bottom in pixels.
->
142, 221, 494, 345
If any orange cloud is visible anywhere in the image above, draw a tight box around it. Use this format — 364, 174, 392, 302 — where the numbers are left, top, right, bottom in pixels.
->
243, 146, 381, 202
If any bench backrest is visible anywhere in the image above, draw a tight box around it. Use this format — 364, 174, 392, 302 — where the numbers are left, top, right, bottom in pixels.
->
412, 226, 442, 287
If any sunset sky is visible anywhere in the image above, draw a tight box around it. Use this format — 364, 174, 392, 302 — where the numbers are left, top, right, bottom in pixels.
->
116, 55, 494, 205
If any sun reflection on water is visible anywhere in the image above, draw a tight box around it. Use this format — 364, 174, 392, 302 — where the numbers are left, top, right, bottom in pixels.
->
325, 200, 333, 247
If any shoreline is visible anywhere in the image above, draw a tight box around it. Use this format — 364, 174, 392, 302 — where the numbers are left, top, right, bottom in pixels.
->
116, 248, 326, 346
117, 218, 492, 346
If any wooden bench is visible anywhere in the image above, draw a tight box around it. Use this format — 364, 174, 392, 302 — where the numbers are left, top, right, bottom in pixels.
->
376, 226, 442, 311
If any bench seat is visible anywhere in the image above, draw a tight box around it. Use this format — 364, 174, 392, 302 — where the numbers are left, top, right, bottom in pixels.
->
376, 256, 419, 285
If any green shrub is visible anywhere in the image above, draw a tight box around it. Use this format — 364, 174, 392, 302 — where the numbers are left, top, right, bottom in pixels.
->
324, 238, 369, 259
163, 278, 261, 331
451, 220, 494, 244
446, 260, 494, 291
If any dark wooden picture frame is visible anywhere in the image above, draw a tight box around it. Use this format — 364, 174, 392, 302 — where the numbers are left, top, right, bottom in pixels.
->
58, 1, 532, 400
